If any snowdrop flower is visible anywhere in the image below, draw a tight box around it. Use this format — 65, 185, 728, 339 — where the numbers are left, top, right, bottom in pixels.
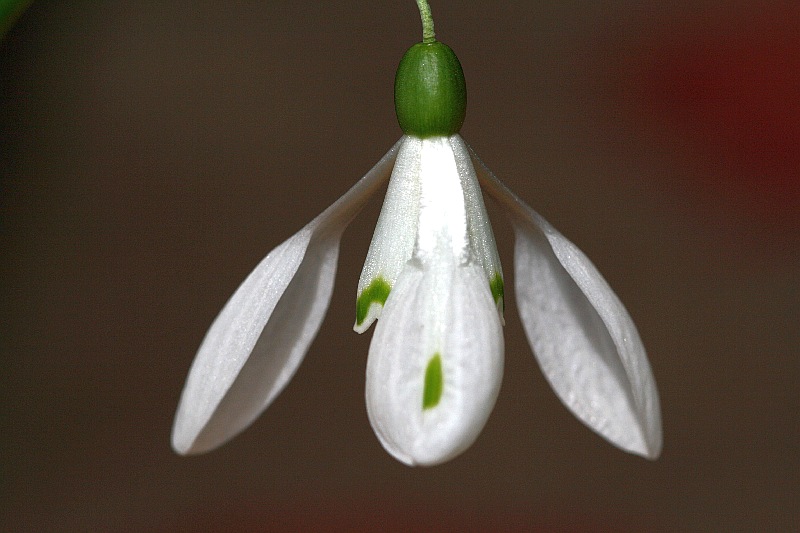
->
172, 1, 661, 466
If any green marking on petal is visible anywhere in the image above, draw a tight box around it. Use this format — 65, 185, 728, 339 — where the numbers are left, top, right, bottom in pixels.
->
422, 354, 443, 410
356, 277, 391, 326
490, 273, 504, 311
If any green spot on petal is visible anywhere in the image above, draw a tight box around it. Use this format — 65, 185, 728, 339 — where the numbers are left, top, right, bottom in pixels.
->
422, 354, 443, 410
490, 273, 504, 311
356, 277, 391, 326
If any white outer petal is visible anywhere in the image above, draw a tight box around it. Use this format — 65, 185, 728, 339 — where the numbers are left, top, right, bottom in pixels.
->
469, 146, 662, 459
365, 258, 504, 467
171, 140, 401, 455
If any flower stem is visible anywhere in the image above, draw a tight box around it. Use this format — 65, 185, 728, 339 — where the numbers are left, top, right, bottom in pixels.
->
415, 0, 436, 43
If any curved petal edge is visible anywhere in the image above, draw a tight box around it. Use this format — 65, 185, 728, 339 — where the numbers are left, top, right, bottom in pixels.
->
469, 146, 662, 459
171, 140, 401, 455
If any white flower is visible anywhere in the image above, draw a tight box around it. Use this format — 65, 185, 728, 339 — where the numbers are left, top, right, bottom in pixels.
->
171, 132, 662, 466
172, 14, 661, 465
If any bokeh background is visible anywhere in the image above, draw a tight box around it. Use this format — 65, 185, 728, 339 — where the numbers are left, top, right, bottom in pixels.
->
1, 2, 797, 531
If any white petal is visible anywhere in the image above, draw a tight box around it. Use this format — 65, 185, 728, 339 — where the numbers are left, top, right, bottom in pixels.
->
450, 135, 504, 315
355, 137, 421, 332
470, 147, 662, 459
365, 257, 504, 466
172, 140, 401, 455
356, 136, 504, 332
413, 137, 470, 263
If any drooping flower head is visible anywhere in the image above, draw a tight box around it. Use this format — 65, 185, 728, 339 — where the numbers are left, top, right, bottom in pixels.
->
171, 1, 662, 466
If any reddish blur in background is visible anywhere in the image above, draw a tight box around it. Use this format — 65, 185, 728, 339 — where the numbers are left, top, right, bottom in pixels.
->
1, 2, 796, 531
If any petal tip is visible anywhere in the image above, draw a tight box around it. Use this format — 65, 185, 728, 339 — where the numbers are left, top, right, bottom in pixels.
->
355, 278, 391, 333
603, 414, 662, 460
641, 434, 663, 461
170, 417, 224, 456
171, 439, 191, 456
170, 423, 194, 456
629, 440, 662, 461
353, 302, 383, 333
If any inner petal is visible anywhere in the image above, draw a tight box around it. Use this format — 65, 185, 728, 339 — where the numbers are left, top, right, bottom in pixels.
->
414, 137, 470, 264
365, 258, 504, 466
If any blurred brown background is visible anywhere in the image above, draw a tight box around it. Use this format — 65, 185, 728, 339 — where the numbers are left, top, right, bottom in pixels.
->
1, 2, 797, 531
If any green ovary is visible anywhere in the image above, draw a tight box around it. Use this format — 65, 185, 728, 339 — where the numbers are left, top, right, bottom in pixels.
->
356, 277, 391, 326
422, 354, 443, 410
394, 41, 467, 138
